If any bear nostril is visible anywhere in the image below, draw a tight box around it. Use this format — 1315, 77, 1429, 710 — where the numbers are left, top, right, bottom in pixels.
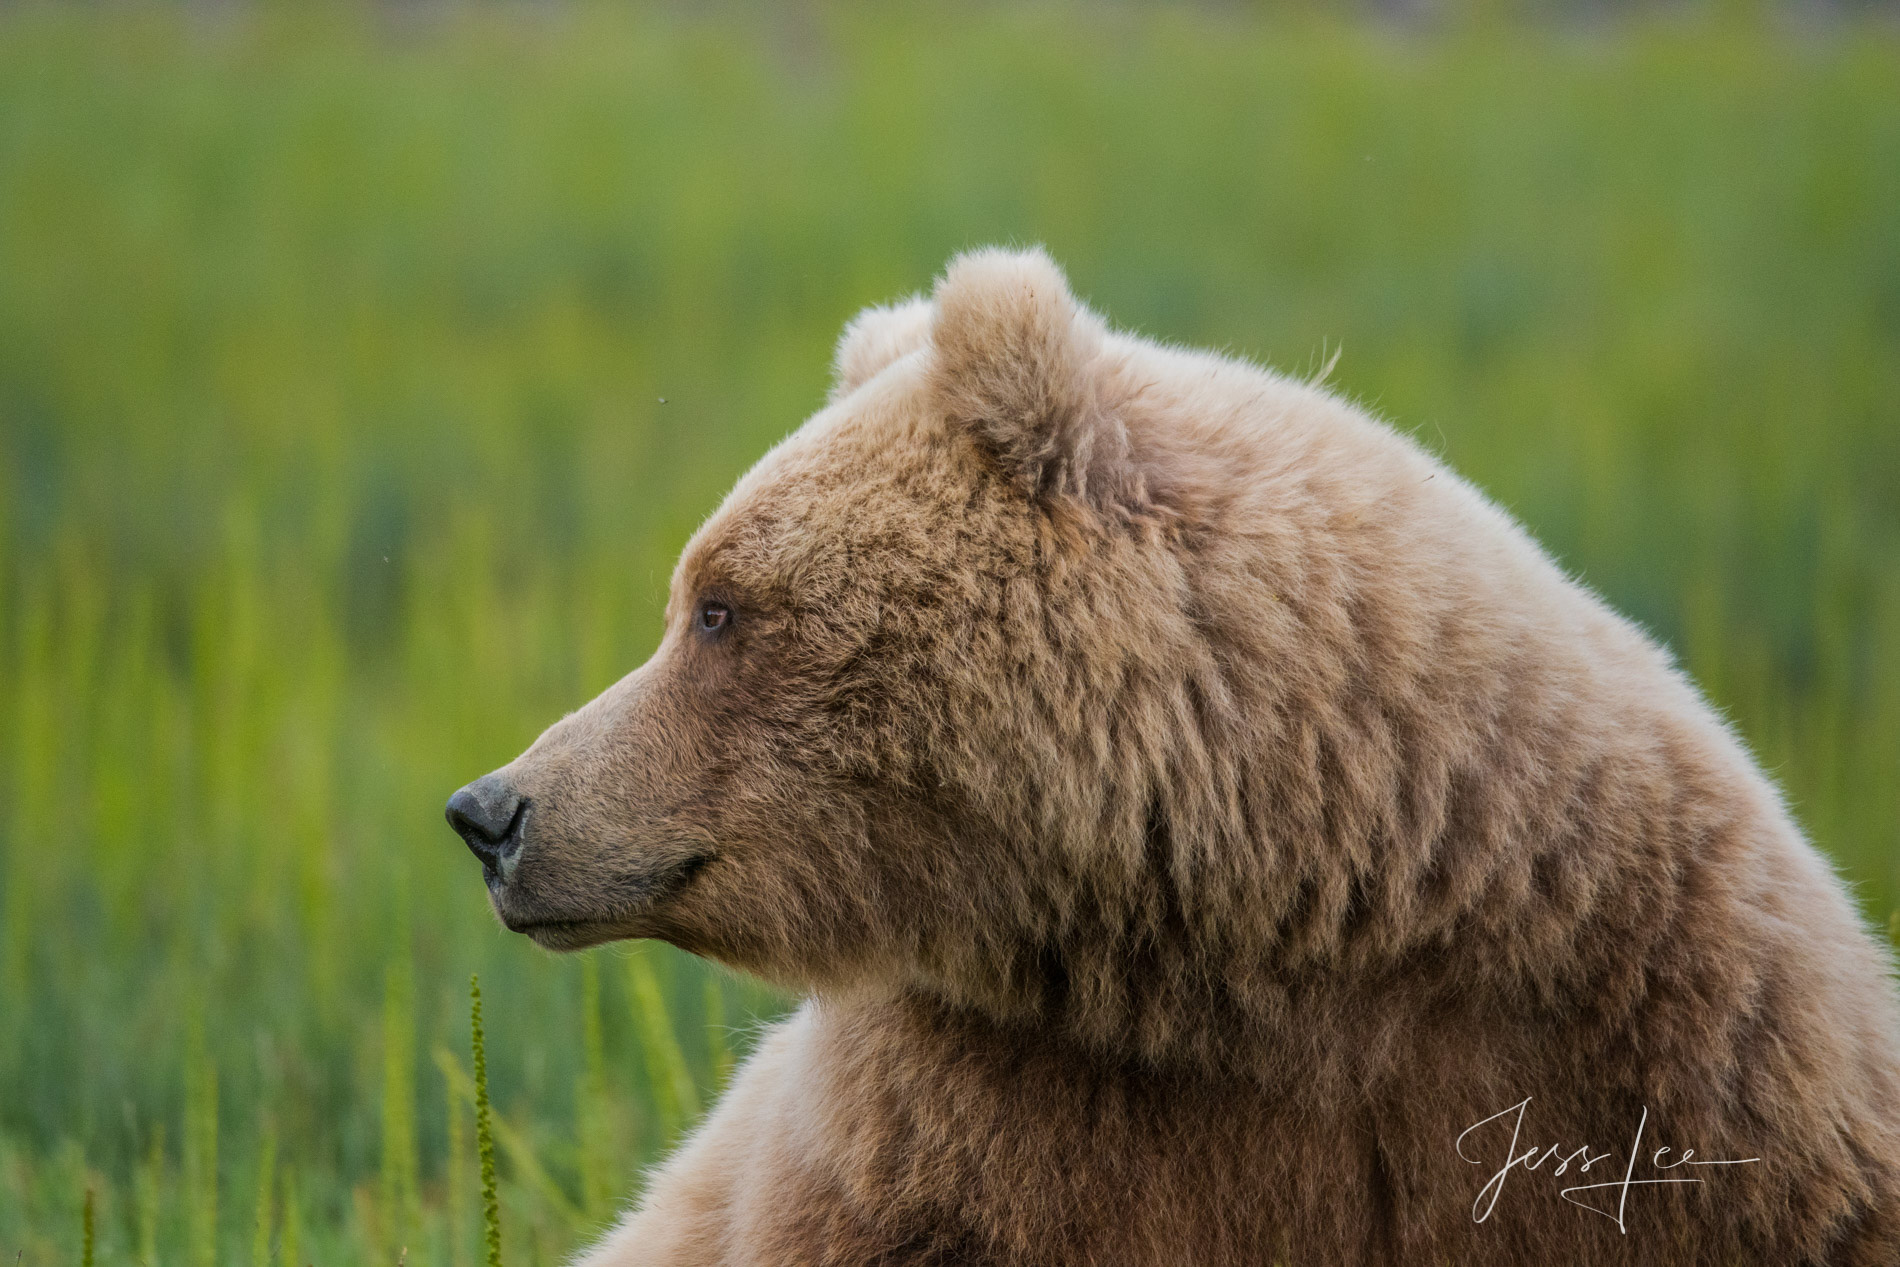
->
445, 776, 525, 873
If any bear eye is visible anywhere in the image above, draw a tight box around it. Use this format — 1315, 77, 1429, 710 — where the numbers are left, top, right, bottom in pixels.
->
697, 601, 731, 635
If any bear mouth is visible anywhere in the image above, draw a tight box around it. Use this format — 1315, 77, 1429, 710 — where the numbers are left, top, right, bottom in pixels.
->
506, 917, 621, 953
497, 851, 713, 952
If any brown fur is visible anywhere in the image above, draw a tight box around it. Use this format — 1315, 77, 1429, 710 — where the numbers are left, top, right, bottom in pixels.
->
463, 249, 1900, 1264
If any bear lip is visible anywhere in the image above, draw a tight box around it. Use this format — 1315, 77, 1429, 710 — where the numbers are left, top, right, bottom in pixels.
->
508, 917, 619, 952
493, 850, 714, 951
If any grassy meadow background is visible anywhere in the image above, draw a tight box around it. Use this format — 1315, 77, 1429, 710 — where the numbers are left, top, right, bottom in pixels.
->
3, 3, 1898, 1262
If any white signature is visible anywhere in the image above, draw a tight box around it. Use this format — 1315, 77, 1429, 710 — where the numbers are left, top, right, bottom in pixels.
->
1456, 1097, 1760, 1234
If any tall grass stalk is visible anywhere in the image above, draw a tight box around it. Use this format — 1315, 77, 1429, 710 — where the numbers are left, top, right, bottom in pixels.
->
470, 976, 502, 1267
439, 1045, 584, 1227
81, 1185, 94, 1267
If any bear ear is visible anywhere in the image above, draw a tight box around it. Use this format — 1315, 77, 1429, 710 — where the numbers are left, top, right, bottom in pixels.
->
830, 296, 935, 401
927, 247, 1131, 508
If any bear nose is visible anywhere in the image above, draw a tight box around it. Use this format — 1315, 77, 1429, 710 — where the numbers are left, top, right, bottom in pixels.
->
445, 775, 526, 875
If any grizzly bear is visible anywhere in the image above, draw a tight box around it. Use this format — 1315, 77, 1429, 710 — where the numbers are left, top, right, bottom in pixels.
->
445, 248, 1900, 1264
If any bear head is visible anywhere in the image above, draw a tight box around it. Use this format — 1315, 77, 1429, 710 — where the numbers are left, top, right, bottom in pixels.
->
446, 247, 1573, 1066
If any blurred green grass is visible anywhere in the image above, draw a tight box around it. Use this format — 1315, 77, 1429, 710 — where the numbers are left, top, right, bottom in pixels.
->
2, 4, 1897, 1262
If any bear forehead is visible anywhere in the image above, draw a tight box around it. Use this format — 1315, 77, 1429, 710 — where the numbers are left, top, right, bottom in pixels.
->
675, 365, 1012, 600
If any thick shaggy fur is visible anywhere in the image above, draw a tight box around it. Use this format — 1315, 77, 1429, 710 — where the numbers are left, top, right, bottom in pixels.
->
466, 249, 1900, 1264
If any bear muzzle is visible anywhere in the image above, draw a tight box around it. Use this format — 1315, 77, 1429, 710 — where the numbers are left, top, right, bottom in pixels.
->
446, 769, 715, 952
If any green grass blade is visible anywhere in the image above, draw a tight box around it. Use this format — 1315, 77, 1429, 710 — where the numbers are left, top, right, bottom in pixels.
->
136, 1125, 163, 1267
577, 953, 614, 1219
184, 1032, 218, 1267
252, 1118, 276, 1267
445, 1047, 470, 1267
627, 947, 699, 1141
278, 1165, 300, 1267
381, 956, 419, 1254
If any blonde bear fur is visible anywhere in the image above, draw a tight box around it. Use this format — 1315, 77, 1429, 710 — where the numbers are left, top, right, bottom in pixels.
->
463, 249, 1900, 1264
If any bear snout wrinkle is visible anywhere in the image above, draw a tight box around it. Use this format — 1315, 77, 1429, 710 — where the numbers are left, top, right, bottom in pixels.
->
444, 774, 526, 880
